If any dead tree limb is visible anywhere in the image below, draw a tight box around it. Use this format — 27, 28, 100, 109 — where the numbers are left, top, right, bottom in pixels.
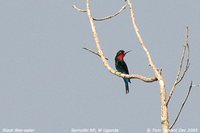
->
82, 47, 157, 82
93, 4, 127, 21
126, 0, 170, 132
167, 27, 190, 106
170, 81, 193, 129
74, 1, 198, 132
82, 47, 109, 60
192, 84, 200, 87
73, 4, 127, 21
72, 5, 86, 12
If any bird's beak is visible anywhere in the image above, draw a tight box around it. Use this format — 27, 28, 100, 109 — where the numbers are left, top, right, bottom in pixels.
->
125, 50, 131, 55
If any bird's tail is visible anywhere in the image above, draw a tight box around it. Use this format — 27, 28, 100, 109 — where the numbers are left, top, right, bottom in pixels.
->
123, 78, 130, 94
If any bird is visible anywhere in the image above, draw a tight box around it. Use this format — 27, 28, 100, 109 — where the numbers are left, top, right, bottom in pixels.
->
115, 50, 131, 94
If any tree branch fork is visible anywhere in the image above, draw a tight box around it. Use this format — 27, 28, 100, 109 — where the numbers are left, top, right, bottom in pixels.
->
74, 1, 169, 132
74, 0, 198, 133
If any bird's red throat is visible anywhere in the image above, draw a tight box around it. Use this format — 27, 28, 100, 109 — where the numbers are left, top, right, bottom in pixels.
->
117, 54, 125, 60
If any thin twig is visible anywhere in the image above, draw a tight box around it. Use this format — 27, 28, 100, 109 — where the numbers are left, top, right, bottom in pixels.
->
83, 47, 109, 60
73, 5, 87, 12
73, 4, 127, 21
176, 27, 190, 84
167, 27, 190, 106
192, 84, 200, 87
170, 81, 193, 129
93, 4, 127, 21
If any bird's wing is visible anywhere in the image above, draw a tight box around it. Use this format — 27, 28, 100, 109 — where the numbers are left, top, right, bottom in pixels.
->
118, 60, 129, 74
116, 60, 131, 83
122, 61, 129, 74
119, 61, 131, 83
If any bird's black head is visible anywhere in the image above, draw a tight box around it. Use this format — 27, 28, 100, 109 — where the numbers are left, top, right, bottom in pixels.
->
116, 50, 131, 57
116, 50, 125, 57
115, 50, 131, 60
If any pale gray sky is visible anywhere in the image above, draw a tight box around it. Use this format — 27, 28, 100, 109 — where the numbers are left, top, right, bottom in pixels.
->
0, 0, 199, 133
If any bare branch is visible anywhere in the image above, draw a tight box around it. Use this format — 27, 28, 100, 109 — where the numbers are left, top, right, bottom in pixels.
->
167, 27, 190, 106
93, 4, 127, 21
83, 47, 109, 60
175, 27, 190, 84
82, 48, 157, 82
73, 5, 87, 12
192, 84, 200, 87
125, 0, 162, 79
85, 0, 157, 83
126, 0, 169, 132
170, 81, 193, 129
82, 47, 157, 82
73, 4, 127, 21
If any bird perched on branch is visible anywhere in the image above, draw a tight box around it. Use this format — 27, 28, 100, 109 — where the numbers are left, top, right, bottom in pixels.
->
115, 50, 131, 94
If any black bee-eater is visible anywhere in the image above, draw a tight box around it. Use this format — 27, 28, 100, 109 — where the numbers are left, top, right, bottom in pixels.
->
115, 50, 131, 94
